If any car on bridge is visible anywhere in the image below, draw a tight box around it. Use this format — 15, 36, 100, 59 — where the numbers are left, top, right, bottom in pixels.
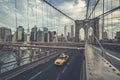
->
54, 53, 69, 66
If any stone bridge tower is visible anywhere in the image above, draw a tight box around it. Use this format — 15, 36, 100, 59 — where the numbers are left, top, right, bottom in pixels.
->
75, 18, 100, 43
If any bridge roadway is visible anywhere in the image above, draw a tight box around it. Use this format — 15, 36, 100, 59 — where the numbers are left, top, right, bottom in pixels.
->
6, 50, 83, 80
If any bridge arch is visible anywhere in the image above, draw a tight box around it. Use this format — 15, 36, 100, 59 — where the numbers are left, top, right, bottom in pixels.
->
75, 18, 100, 42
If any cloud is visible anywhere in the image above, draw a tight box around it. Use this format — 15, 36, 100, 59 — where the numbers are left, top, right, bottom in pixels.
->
1, 0, 119, 39
58, 0, 86, 20
0, 0, 87, 36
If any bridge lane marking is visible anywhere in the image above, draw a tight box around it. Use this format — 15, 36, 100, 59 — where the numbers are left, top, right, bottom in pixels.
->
28, 63, 53, 80
29, 71, 42, 80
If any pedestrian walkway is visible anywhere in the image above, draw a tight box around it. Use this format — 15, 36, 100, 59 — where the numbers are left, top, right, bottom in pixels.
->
85, 44, 120, 80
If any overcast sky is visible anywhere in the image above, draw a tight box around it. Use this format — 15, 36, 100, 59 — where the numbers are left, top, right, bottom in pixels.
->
0, 0, 86, 31
0, 0, 119, 39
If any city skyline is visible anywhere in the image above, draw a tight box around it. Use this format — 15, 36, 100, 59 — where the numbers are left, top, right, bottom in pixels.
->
0, 0, 119, 39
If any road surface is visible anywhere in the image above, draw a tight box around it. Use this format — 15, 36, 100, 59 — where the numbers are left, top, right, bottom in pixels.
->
8, 50, 83, 80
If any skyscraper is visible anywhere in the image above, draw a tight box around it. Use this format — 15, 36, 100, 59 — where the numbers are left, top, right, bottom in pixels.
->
64, 25, 67, 41
116, 31, 120, 42
12, 32, 16, 43
71, 25, 74, 38
0, 27, 12, 42
16, 26, 24, 42
30, 25, 37, 42
67, 32, 71, 41
48, 31, 52, 42
37, 29, 44, 42
103, 32, 108, 40
43, 27, 49, 42
64, 25, 67, 37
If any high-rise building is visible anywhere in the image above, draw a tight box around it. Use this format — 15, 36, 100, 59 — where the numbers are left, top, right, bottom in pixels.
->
64, 25, 67, 38
71, 25, 74, 38
116, 31, 120, 41
30, 25, 37, 42
43, 27, 49, 42
26, 27, 30, 43
37, 29, 44, 42
43, 27, 48, 33
67, 32, 71, 41
51, 31, 56, 41
64, 25, 68, 41
12, 32, 16, 43
58, 34, 66, 42
52, 31, 58, 43
44, 33, 49, 42
103, 32, 108, 40
48, 31, 52, 42
37, 29, 41, 42
24, 33, 27, 42
0, 27, 12, 42
16, 26, 24, 42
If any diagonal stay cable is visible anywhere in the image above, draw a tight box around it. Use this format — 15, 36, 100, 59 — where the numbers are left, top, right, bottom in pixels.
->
42, 0, 75, 21
92, 31, 113, 64
87, 0, 100, 19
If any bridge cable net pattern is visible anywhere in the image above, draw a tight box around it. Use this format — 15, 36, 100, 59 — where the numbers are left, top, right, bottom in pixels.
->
85, 0, 120, 79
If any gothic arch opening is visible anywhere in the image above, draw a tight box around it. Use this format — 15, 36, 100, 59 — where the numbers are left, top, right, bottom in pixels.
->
79, 28, 85, 41
88, 27, 93, 42
88, 27, 93, 36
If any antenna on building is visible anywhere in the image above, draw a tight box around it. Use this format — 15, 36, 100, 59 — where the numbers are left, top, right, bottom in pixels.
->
64, 24, 67, 41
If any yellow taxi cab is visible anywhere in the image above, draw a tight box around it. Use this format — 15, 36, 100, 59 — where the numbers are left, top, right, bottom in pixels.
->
54, 53, 69, 66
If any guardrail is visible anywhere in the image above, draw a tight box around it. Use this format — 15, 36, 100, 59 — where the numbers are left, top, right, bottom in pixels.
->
0, 49, 67, 80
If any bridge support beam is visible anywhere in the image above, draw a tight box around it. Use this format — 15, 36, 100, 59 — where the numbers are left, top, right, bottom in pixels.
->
0, 60, 4, 73
29, 48, 34, 62
15, 47, 21, 66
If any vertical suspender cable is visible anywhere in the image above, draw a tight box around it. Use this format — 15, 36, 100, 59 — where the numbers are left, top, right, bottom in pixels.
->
111, 0, 113, 39
51, 7, 53, 27
50, 6, 52, 27
54, 9, 56, 28
46, 4, 48, 27
106, 0, 108, 38
42, 2, 44, 28
35, 0, 38, 26
102, 0, 104, 40
41, 1, 43, 28
118, 0, 120, 32
90, 0, 91, 19
54, 10, 58, 27
27, 0, 29, 32
86, 0, 90, 19
15, 0, 17, 28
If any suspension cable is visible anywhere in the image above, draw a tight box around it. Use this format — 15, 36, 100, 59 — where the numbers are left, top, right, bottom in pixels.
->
15, 0, 17, 28
27, 0, 29, 32
42, 0, 75, 21
46, 4, 49, 27
102, 0, 105, 39
88, 0, 100, 19
86, 0, 90, 18
111, 0, 113, 39
42, 1, 44, 29
92, 27, 113, 64
35, 0, 38, 26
